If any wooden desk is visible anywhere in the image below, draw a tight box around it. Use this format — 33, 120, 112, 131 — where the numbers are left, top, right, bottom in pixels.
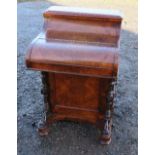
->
26, 6, 122, 144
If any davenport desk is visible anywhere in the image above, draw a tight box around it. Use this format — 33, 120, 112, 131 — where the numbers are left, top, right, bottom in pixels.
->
25, 6, 122, 145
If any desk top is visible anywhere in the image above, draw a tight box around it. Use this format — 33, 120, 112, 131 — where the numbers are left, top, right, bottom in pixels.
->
26, 6, 122, 78
44, 6, 122, 21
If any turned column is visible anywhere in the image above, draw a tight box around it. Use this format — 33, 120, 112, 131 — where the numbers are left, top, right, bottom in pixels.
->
100, 79, 117, 144
37, 71, 50, 136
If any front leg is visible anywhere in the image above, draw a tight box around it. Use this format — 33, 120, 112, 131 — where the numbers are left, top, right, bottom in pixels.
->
37, 72, 50, 136
100, 110, 112, 144
100, 79, 116, 144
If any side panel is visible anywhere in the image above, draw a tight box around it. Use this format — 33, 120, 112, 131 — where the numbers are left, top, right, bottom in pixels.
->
48, 73, 111, 124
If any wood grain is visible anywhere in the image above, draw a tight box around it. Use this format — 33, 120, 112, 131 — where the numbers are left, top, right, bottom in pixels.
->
25, 6, 122, 145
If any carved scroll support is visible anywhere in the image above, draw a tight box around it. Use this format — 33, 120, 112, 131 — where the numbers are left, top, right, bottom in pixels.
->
100, 79, 117, 145
37, 71, 51, 136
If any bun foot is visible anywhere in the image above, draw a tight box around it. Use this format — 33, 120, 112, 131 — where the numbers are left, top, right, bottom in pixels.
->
100, 136, 111, 145
37, 121, 49, 136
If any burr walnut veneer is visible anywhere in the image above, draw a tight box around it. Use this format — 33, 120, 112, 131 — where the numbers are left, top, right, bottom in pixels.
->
25, 6, 122, 145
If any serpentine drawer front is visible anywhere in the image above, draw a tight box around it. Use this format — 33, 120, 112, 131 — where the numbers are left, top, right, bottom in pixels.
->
25, 6, 122, 145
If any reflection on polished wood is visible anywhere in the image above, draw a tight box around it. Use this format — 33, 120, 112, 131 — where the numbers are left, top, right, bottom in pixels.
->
26, 6, 122, 145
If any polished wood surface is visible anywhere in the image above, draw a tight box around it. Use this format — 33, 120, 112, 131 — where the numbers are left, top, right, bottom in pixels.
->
25, 6, 122, 145
48, 73, 106, 123
26, 6, 122, 78
26, 36, 119, 77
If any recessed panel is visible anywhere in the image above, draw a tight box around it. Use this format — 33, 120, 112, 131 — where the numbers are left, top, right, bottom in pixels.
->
54, 73, 100, 111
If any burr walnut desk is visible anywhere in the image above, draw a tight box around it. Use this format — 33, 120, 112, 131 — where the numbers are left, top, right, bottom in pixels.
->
25, 6, 122, 144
